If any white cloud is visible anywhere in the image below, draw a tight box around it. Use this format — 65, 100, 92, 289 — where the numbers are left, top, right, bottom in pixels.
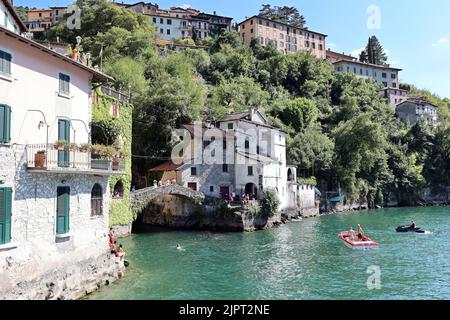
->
433, 37, 450, 47
181, 4, 192, 9
351, 47, 365, 57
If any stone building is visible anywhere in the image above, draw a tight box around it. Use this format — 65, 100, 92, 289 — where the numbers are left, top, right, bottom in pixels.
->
150, 110, 299, 212
238, 15, 327, 58
396, 98, 439, 126
380, 87, 408, 109
0, 2, 124, 299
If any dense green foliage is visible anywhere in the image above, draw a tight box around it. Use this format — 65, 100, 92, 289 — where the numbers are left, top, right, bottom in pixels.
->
48, 0, 450, 206
359, 36, 388, 65
259, 4, 306, 28
261, 189, 281, 217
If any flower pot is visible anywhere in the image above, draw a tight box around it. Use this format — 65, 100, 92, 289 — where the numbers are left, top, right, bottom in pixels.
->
35, 153, 46, 168
112, 160, 120, 171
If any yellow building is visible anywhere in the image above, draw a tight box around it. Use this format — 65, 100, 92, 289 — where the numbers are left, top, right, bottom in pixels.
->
238, 15, 327, 59
25, 6, 67, 33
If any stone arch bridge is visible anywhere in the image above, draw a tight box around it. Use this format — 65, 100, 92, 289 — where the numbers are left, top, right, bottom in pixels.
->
131, 185, 205, 215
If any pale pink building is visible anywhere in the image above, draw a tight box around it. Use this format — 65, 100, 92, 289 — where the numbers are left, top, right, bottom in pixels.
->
0, 0, 124, 299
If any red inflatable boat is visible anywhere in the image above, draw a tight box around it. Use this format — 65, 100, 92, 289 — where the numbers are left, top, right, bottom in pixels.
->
338, 231, 379, 248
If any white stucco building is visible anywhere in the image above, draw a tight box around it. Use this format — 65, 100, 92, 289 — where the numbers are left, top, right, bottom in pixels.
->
396, 98, 439, 126
150, 110, 299, 212
333, 59, 402, 88
0, 1, 124, 299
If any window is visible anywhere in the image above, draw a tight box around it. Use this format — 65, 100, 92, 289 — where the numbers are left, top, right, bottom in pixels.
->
382, 81, 388, 87
241, 24, 245, 29
160, 28, 163, 34
91, 184, 103, 216
0, 187, 12, 245
353, 67, 357, 73
56, 186, 70, 235
360, 68, 363, 75
210, 186, 214, 192
250, 28, 254, 33
312, 42, 316, 49
167, 19, 172, 25
59, 73, 70, 95
191, 167, 197, 176
153, 17, 156, 23
305, 41, 309, 47
250, 20, 253, 25
248, 166, 253, 176
160, 18, 164, 24
167, 29, 170, 35
0, 104, 11, 144
0, 50, 12, 76
280, 33, 284, 40
392, 82, 397, 88
391, 73, 396, 79
245, 137, 250, 151
227, 123, 233, 129
319, 44, 323, 50
223, 164, 228, 172
382, 73, 387, 78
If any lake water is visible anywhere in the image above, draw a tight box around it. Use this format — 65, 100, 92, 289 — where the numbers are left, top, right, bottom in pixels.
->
87, 206, 450, 300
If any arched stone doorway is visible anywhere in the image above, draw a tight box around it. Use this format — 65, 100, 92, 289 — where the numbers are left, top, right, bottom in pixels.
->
113, 180, 124, 199
245, 183, 258, 200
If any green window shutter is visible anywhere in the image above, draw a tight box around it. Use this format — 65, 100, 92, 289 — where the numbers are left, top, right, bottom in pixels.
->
0, 51, 11, 76
58, 120, 70, 167
59, 73, 70, 95
0, 105, 4, 143
56, 187, 70, 235
0, 188, 12, 245
0, 105, 11, 143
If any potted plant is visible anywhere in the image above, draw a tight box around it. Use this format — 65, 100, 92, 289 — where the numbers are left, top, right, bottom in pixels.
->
34, 150, 46, 168
79, 143, 92, 153
54, 139, 67, 150
68, 143, 78, 152
91, 144, 106, 157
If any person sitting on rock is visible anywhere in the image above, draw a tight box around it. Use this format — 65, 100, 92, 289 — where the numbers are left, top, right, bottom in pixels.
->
115, 244, 126, 260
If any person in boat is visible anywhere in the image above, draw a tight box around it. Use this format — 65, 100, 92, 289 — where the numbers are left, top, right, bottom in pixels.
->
409, 220, 416, 229
357, 224, 365, 241
348, 227, 356, 241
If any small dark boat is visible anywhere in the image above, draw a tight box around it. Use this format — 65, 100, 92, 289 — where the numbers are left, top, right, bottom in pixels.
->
396, 225, 425, 233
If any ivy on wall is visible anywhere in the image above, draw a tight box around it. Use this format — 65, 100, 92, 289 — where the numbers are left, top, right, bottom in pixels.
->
92, 88, 134, 226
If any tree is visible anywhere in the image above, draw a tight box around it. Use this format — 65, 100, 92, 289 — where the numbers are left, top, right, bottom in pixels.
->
261, 188, 280, 217
277, 98, 318, 133
13, 6, 28, 22
363, 36, 387, 65
259, 4, 306, 28
359, 49, 368, 63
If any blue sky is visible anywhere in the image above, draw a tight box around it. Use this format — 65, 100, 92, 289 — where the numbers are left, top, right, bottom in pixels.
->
15, 0, 450, 98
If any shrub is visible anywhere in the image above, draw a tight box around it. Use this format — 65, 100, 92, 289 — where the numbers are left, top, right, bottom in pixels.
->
261, 188, 280, 217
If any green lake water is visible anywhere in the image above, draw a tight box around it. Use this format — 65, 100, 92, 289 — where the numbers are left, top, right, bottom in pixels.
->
87, 206, 450, 300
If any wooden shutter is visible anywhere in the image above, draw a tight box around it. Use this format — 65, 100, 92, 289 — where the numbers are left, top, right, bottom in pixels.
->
58, 120, 70, 167
56, 187, 70, 235
59, 73, 70, 94
0, 188, 12, 244
0, 105, 11, 143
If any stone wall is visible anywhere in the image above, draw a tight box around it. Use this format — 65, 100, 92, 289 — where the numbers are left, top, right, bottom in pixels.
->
138, 195, 283, 232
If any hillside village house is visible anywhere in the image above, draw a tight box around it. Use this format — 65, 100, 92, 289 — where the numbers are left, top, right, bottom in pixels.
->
0, 1, 124, 299
332, 58, 401, 88
150, 110, 299, 212
121, 2, 232, 41
238, 15, 327, 58
380, 87, 408, 108
25, 6, 67, 35
396, 98, 439, 126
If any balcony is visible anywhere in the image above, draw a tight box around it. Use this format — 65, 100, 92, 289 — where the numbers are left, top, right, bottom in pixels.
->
26, 144, 126, 175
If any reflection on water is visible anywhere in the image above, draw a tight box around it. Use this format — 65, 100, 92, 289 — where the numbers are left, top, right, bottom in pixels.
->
87, 206, 450, 300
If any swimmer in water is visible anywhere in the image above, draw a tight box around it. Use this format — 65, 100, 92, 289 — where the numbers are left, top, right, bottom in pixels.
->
176, 244, 182, 250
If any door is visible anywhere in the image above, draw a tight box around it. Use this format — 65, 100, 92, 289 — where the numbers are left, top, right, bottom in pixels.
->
58, 119, 70, 167
187, 182, 197, 191
56, 187, 70, 235
0, 187, 12, 245
220, 186, 229, 199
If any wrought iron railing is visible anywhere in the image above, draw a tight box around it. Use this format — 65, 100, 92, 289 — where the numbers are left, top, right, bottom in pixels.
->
26, 144, 125, 173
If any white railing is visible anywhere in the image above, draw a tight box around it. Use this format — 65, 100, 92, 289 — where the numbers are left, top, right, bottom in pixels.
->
26, 144, 125, 173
